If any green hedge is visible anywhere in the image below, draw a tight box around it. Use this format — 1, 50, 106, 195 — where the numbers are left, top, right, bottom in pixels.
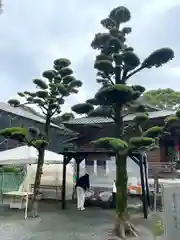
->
0, 166, 24, 173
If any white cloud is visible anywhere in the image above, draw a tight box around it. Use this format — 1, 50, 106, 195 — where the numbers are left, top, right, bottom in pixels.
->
141, 0, 180, 16
169, 66, 180, 77
0, 0, 179, 111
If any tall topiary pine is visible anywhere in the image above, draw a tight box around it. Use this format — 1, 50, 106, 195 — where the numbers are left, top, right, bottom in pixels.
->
0, 58, 82, 217
71, 6, 174, 238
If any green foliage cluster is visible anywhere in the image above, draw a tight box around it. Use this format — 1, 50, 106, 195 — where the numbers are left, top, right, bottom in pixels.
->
129, 137, 154, 148
163, 113, 180, 135
91, 137, 128, 152
71, 103, 94, 115
0, 127, 48, 150
0, 166, 23, 173
0, 127, 28, 141
9, 58, 81, 119
95, 84, 140, 106
133, 113, 149, 124
165, 115, 179, 124
143, 126, 163, 138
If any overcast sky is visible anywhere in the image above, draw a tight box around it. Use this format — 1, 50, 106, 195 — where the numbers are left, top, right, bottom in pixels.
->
0, 0, 180, 111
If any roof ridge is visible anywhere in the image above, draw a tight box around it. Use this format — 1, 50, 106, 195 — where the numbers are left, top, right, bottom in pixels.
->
0, 101, 64, 130
63, 109, 175, 125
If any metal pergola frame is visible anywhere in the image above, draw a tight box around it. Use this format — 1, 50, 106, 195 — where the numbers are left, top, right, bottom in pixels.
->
60, 151, 150, 219
60, 151, 115, 209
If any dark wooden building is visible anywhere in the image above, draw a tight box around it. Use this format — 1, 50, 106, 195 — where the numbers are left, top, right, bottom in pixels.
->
0, 102, 73, 153
63, 107, 178, 177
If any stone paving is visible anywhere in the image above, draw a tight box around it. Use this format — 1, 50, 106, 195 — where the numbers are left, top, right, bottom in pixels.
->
0, 201, 164, 240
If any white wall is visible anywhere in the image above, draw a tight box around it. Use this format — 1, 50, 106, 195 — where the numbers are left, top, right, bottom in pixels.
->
27, 164, 73, 200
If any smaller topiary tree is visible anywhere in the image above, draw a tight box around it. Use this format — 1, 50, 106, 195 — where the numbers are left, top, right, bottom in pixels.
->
0, 58, 82, 217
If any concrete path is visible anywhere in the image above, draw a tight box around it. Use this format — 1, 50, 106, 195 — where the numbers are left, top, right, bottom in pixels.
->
0, 202, 165, 240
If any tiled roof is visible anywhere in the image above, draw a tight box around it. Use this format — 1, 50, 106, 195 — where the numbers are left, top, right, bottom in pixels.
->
0, 102, 64, 130
64, 117, 112, 125
64, 110, 175, 125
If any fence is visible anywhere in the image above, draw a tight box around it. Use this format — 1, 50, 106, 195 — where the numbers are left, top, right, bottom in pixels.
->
0, 170, 25, 201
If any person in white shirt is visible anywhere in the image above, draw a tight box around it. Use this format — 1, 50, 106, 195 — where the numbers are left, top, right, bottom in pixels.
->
112, 180, 116, 208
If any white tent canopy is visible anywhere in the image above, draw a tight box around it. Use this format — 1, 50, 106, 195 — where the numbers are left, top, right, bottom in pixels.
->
0, 146, 64, 165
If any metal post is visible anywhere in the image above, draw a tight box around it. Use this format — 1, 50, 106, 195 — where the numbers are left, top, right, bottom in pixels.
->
139, 152, 148, 219
144, 155, 150, 207
131, 152, 148, 218
72, 159, 76, 201
76, 158, 80, 183
61, 156, 67, 209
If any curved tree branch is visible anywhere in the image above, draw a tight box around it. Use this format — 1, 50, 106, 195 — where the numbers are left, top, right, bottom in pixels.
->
111, 115, 116, 121
122, 112, 134, 118
39, 106, 47, 115
50, 107, 59, 117
49, 95, 64, 117
126, 66, 145, 80
122, 69, 128, 82
107, 75, 115, 85
18, 102, 48, 112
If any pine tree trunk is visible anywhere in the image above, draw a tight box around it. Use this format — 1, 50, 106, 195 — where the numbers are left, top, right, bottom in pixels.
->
31, 115, 50, 217
115, 153, 139, 238
31, 148, 45, 217
114, 105, 139, 238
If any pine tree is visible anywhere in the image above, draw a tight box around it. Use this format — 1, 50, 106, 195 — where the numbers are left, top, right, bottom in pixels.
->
71, 6, 174, 238
0, 58, 82, 217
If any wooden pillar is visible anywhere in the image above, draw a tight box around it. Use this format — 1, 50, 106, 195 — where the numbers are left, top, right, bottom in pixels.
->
160, 141, 166, 162
61, 155, 71, 209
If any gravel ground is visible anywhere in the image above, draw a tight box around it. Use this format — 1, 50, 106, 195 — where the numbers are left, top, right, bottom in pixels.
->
0, 201, 165, 240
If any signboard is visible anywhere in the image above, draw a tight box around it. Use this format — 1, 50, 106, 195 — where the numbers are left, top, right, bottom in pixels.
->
161, 185, 180, 240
